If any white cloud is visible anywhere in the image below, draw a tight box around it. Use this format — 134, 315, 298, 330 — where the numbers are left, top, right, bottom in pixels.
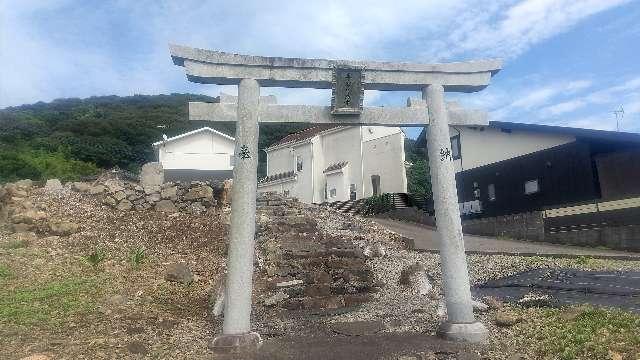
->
541, 99, 587, 116
0, 0, 632, 109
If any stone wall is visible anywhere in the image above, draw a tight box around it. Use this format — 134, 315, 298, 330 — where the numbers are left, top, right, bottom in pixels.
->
462, 211, 545, 242
375, 207, 436, 227
74, 178, 232, 214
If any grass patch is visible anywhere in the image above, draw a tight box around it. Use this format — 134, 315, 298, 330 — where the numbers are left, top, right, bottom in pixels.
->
1, 239, 29, 250
0, 264, 10, 279
0, 277, 100, 327
522, 306, 640, 359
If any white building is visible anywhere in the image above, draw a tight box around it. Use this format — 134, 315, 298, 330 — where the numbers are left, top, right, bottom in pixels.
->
152, 127, 235, 182
258, 125, 407, 203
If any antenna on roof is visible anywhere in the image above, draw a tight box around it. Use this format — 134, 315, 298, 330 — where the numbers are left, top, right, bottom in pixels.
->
612, 105, 624, 131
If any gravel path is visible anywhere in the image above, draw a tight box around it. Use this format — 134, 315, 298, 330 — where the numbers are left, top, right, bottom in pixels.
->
373, 218, 640, 259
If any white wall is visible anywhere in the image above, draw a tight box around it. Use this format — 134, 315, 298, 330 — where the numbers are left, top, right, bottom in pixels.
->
325, 168, 349, 201
362, 131, 407, 196
158, 131, 235, 171
452, 126, 576, 172
318, 127, 363, 200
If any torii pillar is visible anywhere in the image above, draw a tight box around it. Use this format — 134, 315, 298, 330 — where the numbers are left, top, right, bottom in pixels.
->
169, 44, 502, 352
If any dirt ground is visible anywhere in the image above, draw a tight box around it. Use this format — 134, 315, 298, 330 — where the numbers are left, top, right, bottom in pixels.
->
1, 186, 639, 360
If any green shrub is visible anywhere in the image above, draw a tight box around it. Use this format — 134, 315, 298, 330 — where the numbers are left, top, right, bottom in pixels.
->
363, 193, 394, 215
0, 265, 10, 280
0, 147, 98, 183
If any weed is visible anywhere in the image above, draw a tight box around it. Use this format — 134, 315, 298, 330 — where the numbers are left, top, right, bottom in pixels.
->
84, 249, 106, 268
575, 255, 589, 266
523, 306, 640, 359
0, 277, 98, 326
0, 264, 10, 279
1, 239, 28, 250
129, 248, 146, 268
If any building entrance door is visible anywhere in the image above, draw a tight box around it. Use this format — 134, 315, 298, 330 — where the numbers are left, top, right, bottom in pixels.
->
371, 175, 380, 196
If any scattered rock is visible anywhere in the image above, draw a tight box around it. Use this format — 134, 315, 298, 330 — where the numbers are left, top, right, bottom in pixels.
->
276, 279, 304, 287
472, 299, 489, 313
264, 292, 289, 306
116, 199, 133, 211
483, 296, 503, 310
44, 179, 63, 191
164, 263, 194, 285
363, 243, 386, 258
48, 220, 80, 236
155, 200, 177, 213
126, 340, 149, 355
517, 292, 554, 308
19, 354, 51, 360
495, 310, 520, 327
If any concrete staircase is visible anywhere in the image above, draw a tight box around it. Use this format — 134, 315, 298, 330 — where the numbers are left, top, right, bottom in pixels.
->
323, 193, 411, 215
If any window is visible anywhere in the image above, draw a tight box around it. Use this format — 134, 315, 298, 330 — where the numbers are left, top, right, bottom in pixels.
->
330, 188, 337, 198
296, 156, 303, 172
524, 179, 539, 195
450, 135, 461, 160
488, 184, 496, 201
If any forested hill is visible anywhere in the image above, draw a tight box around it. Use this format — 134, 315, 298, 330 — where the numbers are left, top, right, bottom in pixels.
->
0, 94, 429, 196
0, 94, 309, 182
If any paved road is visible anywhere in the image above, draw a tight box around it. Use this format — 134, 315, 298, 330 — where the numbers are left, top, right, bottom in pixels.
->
373, 218, 640, 259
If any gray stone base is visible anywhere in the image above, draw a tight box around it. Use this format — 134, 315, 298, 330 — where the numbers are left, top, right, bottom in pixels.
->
209, 332, 262, 355
437, 321, 488, 344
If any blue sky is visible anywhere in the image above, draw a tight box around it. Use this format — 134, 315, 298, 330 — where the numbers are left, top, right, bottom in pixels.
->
2, 0, 639, 139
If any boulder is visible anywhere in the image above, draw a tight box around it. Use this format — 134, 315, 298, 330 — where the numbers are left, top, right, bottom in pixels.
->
140, 162, 164, 190
116, 200, 133, 211
184, 185, 213, 200
11, 223, 34, 233
164, 263, 194, 285
72, 182, 90, 193
145, 193, 161, 203
104, 179, 124, 193
89, 185, 106, 195
160, 186, 178, 200
186, 202, 206, 215
155, 200, 177, 213
14, 179, 34, 190
264, 292, 289, 306
102, 196, 117, 207
144, 185, 160, 195
10, 210, 47, 224
44, 179, 63, 191
114, 191, 127, 201
48, 220, 80, 236
399, 262, 434, 296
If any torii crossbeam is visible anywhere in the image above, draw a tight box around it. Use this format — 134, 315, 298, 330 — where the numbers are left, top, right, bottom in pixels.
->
170, 44, 502, 353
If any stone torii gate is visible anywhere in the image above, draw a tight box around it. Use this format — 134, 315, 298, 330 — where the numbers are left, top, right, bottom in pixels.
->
169, 44, 502, 352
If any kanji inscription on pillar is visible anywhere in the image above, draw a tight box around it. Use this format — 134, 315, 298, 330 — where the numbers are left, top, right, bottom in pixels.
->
331, 66, 364, 115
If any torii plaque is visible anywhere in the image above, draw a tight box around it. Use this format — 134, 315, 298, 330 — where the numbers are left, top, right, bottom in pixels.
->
169, 44, 502, 353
